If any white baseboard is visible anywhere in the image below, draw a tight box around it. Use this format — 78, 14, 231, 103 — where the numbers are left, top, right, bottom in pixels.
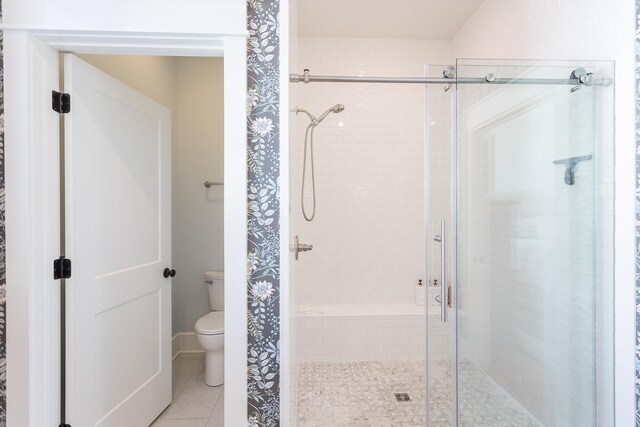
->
172, 332, 204, 360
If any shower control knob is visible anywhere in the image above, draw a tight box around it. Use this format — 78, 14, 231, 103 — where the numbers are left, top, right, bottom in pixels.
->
293, 235, 313, 260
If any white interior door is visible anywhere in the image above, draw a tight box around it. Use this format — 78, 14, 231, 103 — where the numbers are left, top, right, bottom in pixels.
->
64, 54, 172, 427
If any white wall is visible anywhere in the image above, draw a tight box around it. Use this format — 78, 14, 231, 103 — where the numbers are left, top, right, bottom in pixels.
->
453, 0, 633, 425
172, 57, 225, 334
291, 37, 453, 305
77, 55, 225, 335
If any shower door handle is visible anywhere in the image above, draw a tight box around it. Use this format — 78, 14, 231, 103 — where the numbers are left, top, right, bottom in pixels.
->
433, 221, 447, 323
441, 221, 447, 322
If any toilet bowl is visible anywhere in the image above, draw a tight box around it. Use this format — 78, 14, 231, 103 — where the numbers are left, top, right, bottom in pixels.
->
195, 311, 224, 386
195, 271, 224, 386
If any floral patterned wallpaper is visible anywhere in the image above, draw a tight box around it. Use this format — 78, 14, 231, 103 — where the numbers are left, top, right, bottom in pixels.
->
246, 0, 281, 425
636, 2, 640, 424
0, 0, 6, 423
636, 3, 640, 427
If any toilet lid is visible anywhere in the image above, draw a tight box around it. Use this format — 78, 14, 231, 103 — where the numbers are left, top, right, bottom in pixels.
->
195, 311, 224, 335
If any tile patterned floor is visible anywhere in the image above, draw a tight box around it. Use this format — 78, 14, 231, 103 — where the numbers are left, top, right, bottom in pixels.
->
297, 360, 541, 427
150, 354, 224, 427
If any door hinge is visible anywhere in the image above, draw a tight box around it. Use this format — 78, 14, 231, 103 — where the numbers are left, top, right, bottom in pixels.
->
52, 90, 71, 114
53, 256, 72, 280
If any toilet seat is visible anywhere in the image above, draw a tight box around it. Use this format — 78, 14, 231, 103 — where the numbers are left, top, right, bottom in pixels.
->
195, 311, 224, 335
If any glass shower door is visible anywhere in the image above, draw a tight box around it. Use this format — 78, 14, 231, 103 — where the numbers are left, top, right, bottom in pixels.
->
425, 65, 456, 427
454, 60, 614, 427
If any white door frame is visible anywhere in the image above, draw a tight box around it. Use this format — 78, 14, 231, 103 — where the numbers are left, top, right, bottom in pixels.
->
3, 29, 248, 427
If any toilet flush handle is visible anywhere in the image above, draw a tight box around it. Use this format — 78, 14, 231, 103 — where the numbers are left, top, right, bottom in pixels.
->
205, 279, 214, 285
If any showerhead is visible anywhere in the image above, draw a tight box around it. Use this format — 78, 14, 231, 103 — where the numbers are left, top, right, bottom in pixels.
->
316, 104, 345, 123
296, 104, 345, 126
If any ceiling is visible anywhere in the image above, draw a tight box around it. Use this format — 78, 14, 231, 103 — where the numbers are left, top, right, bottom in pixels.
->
296, 0, 486, 40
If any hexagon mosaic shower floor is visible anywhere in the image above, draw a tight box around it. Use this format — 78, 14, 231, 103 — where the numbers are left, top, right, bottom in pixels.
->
296, 360, 541, 427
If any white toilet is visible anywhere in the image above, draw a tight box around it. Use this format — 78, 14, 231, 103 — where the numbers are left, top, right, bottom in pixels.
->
195, 270, 224, 386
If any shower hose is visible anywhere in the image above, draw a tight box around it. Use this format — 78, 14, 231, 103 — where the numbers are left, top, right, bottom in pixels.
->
301, 123, 317, 222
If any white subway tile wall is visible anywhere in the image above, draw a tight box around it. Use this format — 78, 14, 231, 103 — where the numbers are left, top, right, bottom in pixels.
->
293, 305, 453, 362
291, 37, 453, 306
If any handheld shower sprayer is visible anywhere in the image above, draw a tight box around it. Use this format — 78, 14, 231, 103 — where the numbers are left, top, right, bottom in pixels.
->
316, 104, 345, 124
296, 103, 345, 221
296, 104, 345, 126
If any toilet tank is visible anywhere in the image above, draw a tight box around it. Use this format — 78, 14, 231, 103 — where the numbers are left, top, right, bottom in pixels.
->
205, 271, 224, 311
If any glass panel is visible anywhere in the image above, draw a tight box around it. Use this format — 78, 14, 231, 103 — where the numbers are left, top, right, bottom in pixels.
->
425, 65, 456, 427
455, 59, 615, 427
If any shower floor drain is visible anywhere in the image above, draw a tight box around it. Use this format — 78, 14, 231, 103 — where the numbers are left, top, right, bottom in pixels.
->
394, 393, 411, 402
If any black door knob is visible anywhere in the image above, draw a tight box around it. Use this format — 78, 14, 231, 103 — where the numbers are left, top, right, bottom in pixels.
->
163, 268, 176, 278
169, 269, 176, 277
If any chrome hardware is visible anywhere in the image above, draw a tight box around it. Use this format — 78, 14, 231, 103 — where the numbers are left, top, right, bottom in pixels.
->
443, 66, 457, 79
204, 181, 224, 188
569, 68, 597, 92
433, 222, 447, 322
289, 68, 613, 87
292, 235, 313, 260
570, 67, 588, 82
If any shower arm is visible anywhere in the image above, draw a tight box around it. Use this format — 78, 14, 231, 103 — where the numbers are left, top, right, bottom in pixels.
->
295, 107, 319, 125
